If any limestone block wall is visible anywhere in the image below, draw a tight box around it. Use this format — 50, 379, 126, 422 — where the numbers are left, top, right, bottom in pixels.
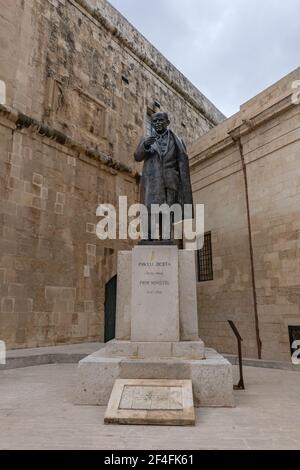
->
191, 145, 258, 358
243, 103, 300, 361
0, 112, 137, 348
0, 0, 223, 348
190, 68, 300, 362
0, 0, 224, 167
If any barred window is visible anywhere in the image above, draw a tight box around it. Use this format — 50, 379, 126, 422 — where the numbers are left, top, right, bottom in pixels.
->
197, 232, 213, 282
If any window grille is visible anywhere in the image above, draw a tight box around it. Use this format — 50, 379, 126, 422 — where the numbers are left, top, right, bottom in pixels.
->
197, 232, 213, 282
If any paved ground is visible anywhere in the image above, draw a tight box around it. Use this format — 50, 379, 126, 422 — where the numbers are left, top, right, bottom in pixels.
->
0, 364, 299, 450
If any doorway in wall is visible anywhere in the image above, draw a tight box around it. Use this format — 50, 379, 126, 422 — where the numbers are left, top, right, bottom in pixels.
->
104, 275, 117, 343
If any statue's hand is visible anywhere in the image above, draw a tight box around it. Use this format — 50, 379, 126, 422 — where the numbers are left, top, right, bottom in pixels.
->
144, 136, 156, 149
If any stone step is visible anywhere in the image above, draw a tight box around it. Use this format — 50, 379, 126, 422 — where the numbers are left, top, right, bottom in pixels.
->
97, 339, 205, 359
77, 347, 234, 408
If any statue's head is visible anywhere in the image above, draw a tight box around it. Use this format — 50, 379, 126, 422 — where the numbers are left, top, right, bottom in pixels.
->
151, 112, 170, 134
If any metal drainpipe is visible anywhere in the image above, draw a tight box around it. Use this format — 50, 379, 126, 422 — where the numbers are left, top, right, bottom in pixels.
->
231, 134, 262, 360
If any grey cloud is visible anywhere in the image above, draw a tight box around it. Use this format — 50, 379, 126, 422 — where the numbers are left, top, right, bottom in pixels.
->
109, 0, 300, 116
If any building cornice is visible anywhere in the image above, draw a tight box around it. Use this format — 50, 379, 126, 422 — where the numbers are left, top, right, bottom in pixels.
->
72, 0, 225, 127
0, 103, 138, 179
190, 68, 300, 169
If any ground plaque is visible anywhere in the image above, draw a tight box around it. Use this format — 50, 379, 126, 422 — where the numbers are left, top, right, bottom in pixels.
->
104, 379, 195, 426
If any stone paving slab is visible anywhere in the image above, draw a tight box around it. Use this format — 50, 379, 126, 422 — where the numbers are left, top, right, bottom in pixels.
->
0, 364, 300, 449
104, 379, 195, 426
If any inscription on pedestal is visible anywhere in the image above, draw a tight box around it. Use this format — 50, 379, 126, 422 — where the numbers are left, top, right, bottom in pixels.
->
131, 246, 179, 342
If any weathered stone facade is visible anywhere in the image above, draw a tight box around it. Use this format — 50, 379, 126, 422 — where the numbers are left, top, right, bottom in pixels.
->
0, 0, 223, 348
190, 68, 300, 362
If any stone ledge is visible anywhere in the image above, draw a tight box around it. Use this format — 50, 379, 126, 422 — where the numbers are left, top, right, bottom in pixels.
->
225, 354, 300, 372
98, 339, 205, 359
0, 104, 138, 178
1, 343, 299, 372
190, 67, 300, 163
0, 343, 103, 370
77, 347, 235, 408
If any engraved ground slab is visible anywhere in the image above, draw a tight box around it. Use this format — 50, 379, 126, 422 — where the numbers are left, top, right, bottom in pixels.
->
104, 379, 195, 426
119, 385, 183, 410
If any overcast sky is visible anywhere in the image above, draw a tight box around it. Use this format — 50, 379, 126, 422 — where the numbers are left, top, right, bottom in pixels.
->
109, 0, 300, 117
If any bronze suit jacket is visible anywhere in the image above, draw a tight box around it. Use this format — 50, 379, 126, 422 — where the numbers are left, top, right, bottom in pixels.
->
134, 130, 193, 218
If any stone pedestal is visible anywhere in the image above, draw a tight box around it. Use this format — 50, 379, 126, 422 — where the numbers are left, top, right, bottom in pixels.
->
115, 247, 201, 343
77, 348, 234, 407
77, 246, 234, 408
131, 246, 179, 342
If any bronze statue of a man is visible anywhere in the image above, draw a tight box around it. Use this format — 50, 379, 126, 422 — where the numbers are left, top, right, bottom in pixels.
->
134, 112, 193, 240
